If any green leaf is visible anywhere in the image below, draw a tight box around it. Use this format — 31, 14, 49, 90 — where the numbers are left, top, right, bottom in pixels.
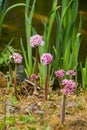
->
9, 95, 19, 106
45, 125, 51, 130
20, 38, 30, 76
46, 0, 58, 50
19, 114, 36, 124
0, 57, 4, 64
63, 44, 70, 70
0, 122, 5, 130
6, 116, 16, 126
19, 115, 28, 124
27, 115, 36, 123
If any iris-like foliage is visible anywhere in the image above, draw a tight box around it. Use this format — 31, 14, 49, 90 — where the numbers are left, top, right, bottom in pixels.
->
20, 0, 37, 77
81, 59, 87, 90
0, 0, 25, 37
52, 0, 82, 83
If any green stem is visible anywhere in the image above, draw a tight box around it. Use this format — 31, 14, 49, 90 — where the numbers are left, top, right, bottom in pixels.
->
60, 94, 66, 124
45, 65, 49, 100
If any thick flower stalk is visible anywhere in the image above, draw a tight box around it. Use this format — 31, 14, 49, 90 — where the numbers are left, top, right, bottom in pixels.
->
60, 79, 76, 124
10, 52, 22, 100
30, 34, 44, 95
40, 53, 53, 100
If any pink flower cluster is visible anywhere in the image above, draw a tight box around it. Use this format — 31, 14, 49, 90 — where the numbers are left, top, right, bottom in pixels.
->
40, 53, 53, 65
10, 52, 22, 64
30, 74, 39, 81
30, 34, 44, 48
66, 70, 76, 76
55, 69, 65, 78
62, 79, 76, 95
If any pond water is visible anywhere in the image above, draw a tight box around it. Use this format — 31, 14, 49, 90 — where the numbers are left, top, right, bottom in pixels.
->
1, 0, 87, 63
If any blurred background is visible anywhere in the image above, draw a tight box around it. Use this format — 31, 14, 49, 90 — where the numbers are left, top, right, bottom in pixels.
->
0, 0, 87, 63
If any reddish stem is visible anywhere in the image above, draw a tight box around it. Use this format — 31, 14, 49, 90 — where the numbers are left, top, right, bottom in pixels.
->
35, 46, 38, 75
45, 65, 49, 100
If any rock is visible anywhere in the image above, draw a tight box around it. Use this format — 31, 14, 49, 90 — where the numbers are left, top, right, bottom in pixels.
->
6, 101, 15, 113
67, 102, 77, 108
35, 110, 44, 114
5, 101, 19, 115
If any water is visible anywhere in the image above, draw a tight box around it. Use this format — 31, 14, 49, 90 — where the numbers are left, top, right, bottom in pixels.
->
0, 0, 87, 62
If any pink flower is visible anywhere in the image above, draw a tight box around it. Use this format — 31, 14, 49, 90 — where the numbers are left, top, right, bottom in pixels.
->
62, 79, 76, 95
30, 74, 39, 81
30, 34, 44, 48
62, 79, 69, 85
40, 53, 53, 65
66, 70, 76, 76
55, 69, 65, 78
10, 52, 22, 64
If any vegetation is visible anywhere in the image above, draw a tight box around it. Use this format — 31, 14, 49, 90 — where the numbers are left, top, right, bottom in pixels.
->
0, 0, 87, 129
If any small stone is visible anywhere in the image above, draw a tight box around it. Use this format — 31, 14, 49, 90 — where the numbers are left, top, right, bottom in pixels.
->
35, 110, 44, 114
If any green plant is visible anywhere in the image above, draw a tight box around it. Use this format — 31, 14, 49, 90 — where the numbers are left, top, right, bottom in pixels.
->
0, 38, 14, 67
81, 58, 87, 90
20, 0, 37, 77
11, 128, 17, 130
76, 100, 84, 109
0, 121, 5, 130
27, 114, 36, 123
39, 0, 82, 87
9, 95, 19, 106
19, 115, 29, 124
28, 125, 36, 130
19, 114, 36, 124
6, 115, 16, 126
0, 0, 25, 36
38, 0, 58, 86
52, 0, 82, 82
